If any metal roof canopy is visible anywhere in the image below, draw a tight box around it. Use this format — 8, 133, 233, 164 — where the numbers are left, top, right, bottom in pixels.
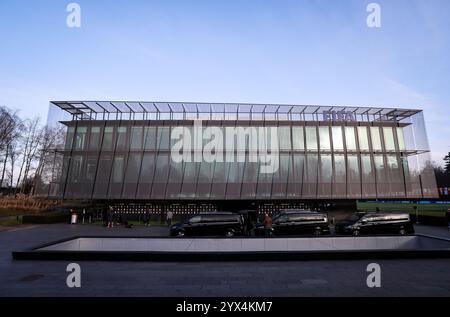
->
51, 101, 422, 122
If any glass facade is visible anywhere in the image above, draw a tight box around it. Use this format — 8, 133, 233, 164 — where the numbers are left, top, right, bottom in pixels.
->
33, 102, 438, 200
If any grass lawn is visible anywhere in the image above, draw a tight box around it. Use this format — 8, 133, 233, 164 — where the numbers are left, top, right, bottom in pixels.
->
0, 208, 27, 217
0, 216, 22, 227
357, 202, 450, 218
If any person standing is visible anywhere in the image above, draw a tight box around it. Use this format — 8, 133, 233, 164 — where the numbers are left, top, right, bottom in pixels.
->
166, 210, 174, 226
107, 206, 114, 228
263, 213, 273, 237
144, 208, 150, 227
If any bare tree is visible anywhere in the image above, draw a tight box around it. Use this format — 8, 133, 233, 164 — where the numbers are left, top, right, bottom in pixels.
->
7, 142, 19, 187
32, 125, 66, 194
0, 106, 21, 187
16, 117, 43, 192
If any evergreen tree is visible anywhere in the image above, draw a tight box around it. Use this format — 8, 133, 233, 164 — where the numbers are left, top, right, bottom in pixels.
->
444, 151, 450, 174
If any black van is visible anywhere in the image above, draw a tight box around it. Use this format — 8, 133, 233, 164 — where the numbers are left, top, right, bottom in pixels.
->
170, 212, 245, 237
335, 212, 415, 236
255, 211, 330, 236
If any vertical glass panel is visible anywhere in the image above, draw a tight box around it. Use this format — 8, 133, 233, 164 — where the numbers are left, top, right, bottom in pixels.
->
153, 154, 169, 181
383, 127, 396, 151
116, 127, 128, 150
181, 161, 200, 198
278, 127, 292, 150
397, 127, 406, 151
374, 154, 387, 197
157, 127, 170, 150
86, 157, 98, 181
227, 159, 245, 184
386, 155, 404, 197
139, 153, 155, 182
131, 126, 143, 150
305, 127, 317, 151
357, 126, 369, 151
334, 155, 346, 183
271, 155, 290, 198
319, 127, 330, 151
361, 155, 374, 180
333, 154, 346, 197
292, 126, 304, 150
303, 154, 318, 197
226, 158, 245, 198
112, 156, 125, 183
65, 127, 75, 150
183, 162, 198, 185
166, 159, 184, 198
144, 127, 156, 150
287, 155, 304, 198
374, 155, 385, 181
347, 155, 360, 183
70, 156, 83, 182
124, 153, 141, 184
370, 127, 382, 151
95, 155, 112, 183
198, 161, 215, 183
74, 127, 87, 150
93, 155, 112, 198
196, 161, 215, 198
256, 158, 273, 199
102, 127, 114, 150
386, 155, 399, 169
318, 155, 332, 197
89, 127, 101, 150
137, 153, 155, 198
345, 127, 357, 151
123, 153, 141, 198
241, 161, 258, 199
347, 155, 361, 198
320, 155, 333, 181
152, 154, 169, 197
332, 126, 344, 151
211, 162, 230, 199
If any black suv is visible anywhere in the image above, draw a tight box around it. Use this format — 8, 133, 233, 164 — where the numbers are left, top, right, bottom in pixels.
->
255, 210, 330, 236
335, 212, 415, 236
170, 212, 245, 237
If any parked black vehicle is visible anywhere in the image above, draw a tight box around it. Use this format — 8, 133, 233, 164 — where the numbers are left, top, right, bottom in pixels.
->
255, 210, 330, 236
170, 212, 245, 237
335, 212, 415, 236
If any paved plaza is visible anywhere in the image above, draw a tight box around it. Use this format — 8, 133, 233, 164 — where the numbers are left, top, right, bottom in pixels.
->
1, 223, 450, 297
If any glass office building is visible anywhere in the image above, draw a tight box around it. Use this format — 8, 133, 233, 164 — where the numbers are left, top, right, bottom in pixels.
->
34, 101, 438, 213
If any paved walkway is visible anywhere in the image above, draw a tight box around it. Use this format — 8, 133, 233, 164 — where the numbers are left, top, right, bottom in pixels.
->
0, 223, 450, 297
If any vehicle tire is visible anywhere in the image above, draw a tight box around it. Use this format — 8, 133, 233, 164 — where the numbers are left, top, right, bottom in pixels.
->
353, 229, 360, 236
225, 229, 235, 238
313, 229, 322, 236
176, 230, 185, 237
399, 228, 407, 235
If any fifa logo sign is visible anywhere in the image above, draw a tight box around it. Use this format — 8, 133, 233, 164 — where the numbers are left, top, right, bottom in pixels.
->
322, 110, 356, 122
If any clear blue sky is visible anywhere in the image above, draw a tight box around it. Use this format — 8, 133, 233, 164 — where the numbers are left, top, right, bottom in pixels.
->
0, 0, 449, 163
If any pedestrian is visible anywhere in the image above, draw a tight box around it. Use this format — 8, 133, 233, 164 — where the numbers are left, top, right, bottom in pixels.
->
144, 209, 150, 227
107, 206, 114, 228
245, 214, 254, 236
166, 210, 174, 226
263, 213, 273, 237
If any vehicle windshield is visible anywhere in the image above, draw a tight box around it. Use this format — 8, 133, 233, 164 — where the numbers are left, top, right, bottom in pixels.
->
188, 216, 201, 223
344, 213, 364, 223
